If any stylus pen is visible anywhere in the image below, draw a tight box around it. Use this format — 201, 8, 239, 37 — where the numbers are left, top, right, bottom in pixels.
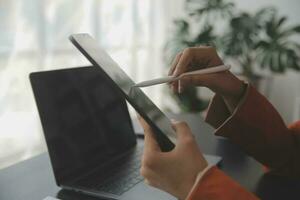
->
134, 64, 231, 88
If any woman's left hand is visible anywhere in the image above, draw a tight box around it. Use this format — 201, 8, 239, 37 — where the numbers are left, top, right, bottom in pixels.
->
138, 117, 208, 200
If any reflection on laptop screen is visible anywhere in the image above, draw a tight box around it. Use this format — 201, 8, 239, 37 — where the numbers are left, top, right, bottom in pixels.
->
30, 66, 136, 184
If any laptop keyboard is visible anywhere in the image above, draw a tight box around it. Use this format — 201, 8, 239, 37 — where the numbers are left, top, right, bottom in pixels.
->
92, 146, 144, 195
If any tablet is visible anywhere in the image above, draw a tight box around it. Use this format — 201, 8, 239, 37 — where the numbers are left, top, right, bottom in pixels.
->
69, 33, 175, 152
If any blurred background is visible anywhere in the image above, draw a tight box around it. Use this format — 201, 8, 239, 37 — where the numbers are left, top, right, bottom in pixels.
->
0, 0, 299, 169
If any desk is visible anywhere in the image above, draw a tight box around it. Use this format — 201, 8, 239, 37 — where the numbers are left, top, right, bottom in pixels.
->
0, 113, 299, 200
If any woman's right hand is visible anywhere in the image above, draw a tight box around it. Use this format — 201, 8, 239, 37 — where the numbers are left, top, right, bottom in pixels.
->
169, 47, 246, 111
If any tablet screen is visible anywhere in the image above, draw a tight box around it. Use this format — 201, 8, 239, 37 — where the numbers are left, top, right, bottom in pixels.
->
70, 33, 175, 151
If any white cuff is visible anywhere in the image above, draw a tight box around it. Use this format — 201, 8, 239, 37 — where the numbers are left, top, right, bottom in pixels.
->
185, 164, 214, 200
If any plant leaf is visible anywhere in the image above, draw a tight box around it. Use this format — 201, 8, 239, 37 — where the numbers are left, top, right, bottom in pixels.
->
277, 16, 287, 28
291, 25, 300, 33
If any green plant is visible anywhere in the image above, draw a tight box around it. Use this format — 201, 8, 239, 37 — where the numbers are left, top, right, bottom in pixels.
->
220, 8, 275, 77
164, 0, 300, 112
256, 14, 300, 73
221, 8, 300, 77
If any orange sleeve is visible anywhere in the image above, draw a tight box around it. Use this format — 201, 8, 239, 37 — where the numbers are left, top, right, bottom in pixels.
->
188, 166, 259, 200
205, 84, 300, 177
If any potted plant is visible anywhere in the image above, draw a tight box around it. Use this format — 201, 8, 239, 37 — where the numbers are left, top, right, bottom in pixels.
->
221, 8, 300, 86
164, 0, 300, 112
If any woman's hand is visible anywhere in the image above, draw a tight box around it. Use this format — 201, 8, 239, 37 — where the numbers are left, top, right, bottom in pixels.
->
138, 117, 208, 200
169, 47, 246, 111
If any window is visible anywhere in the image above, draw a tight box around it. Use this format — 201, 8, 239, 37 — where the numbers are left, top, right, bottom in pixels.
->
0, 0, 176, 169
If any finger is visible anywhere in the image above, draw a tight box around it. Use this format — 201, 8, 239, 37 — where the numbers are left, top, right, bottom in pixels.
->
136, 112, 142, 120
171, 48, 194, 93
178, 80, 183, 93
179, 74, 206, 89
171, 80, 179, 93
169, 53, 183, 93
137, 114, 150, 129
140, 165, 158, 180
138, 117, 161, 152
170, 118, 178, 123
144, 130, 161, 152
174, 47, 224, 77
173, 48, 193, 77
171, 47, 221, 93
181, 72, 223, 92
141, 167, 162, 188
168, 52, 182, 76
144, 178, 159, 188
171, 121, 193, 141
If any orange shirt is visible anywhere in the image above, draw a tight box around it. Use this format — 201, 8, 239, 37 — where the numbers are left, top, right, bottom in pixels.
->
188, 85, 300, 200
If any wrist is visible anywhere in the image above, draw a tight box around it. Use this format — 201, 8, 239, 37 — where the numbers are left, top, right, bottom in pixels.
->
177, 162, 209, 200
181, 164, 214, 200
221, 80, 246, 113
177, 181, 195, 200
210, 72, 245, 109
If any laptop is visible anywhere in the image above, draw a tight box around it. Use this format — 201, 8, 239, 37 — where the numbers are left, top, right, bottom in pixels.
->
30, 66, 221, 200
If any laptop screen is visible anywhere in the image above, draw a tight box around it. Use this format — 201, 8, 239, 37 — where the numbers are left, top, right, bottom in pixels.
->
30, 66, 136, 185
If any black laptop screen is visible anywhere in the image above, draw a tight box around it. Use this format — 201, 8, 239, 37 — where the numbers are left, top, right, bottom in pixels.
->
30, 66, 136, 184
